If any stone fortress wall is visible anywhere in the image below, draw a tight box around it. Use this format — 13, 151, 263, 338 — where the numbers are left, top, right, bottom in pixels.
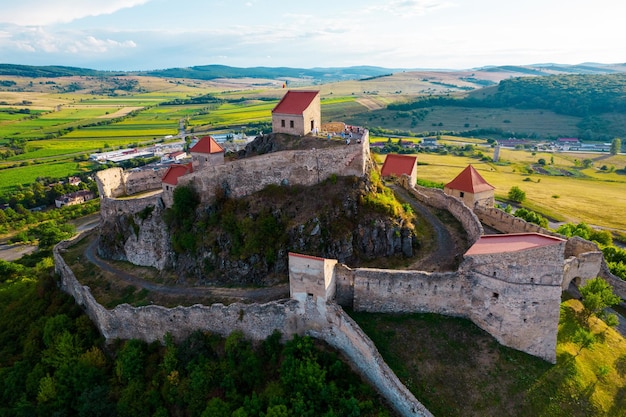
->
54, 236, 433, 417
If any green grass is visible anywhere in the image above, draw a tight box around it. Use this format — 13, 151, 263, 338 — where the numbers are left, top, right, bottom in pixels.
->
349, 298, 626, 417
0, 161, 95, 193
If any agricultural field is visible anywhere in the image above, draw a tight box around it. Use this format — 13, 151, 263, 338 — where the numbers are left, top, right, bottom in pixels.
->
392, 146, 626, 230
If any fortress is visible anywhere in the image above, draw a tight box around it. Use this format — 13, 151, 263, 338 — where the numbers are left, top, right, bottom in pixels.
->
54, 91, 626, 417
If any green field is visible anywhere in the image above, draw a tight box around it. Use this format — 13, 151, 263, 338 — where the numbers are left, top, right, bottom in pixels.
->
0, 161, 94, 193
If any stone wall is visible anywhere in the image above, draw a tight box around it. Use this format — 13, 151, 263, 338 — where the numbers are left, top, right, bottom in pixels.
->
96, 166, 169, 198
172, 134, 370, 206
347, 241, 567, 363
399, 178, 483, 245
55, 236, 303, 344
474, 206, 560, 237
55, 236, 432, 417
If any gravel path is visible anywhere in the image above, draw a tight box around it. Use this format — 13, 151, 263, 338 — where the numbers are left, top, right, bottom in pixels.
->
390, 184, 464, 272
84, 236, 289, 303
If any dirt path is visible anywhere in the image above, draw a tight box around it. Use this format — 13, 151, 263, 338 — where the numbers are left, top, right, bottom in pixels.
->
390, 184, 465, 272
84, 236, 289, 303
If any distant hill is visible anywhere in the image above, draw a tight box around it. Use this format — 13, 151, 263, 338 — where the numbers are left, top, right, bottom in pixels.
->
1, 62, 625, 84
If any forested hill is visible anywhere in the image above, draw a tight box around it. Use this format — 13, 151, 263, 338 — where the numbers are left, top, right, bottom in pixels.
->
391, 73, 626, 118
0, 63, 395, 83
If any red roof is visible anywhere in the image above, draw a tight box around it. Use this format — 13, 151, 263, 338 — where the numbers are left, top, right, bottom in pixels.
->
162, 163, 193, 186
465, 233, 565, 255
190, 136, 223, 154
272, 90, 319, 115
445, 165, 494, 193
380, 154, 417, 178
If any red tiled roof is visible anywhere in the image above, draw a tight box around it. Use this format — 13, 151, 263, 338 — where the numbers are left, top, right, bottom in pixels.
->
162, 163, 193, 186
380, 154, 417, 178
465, 233, 565, 255
190, 136, 223, 154
444, 165, 494, 193
272, 90, 319, 115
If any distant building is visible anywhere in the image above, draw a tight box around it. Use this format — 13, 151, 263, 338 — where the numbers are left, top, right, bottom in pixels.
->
189, 136, 224, 170
272, 90, 321, 136
68, 176, 82, 186
161, 151, 188, 163
421, 137, 438, 148
380, 154, 418, 185
444, 164, 495, 208
55, 190, 94, 208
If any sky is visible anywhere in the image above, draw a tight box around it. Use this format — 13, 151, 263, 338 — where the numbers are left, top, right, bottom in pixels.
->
0, 0, 625, 71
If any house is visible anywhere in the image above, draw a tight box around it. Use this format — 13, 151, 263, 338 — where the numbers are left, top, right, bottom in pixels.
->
161, 162, 193, 194
444, 164, 495, 208
380, 154, 418, 185
55, 190, 95, 208
161, 151, 188, 163
68, 176, 82, 186
272, 90, 321, 136
189, 136, 224, 170
421, 137, 438, 149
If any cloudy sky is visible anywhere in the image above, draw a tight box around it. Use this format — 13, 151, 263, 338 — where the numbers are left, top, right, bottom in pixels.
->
0, 0, 624, 71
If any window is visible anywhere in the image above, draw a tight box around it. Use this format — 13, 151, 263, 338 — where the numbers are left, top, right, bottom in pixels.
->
459, 191, 465, 197
290, 120, 294, 128
311, 120, 315, 130
281, 119, 285, 127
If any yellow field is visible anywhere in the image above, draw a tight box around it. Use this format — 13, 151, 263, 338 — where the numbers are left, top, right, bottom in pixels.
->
394, 149, 626, 230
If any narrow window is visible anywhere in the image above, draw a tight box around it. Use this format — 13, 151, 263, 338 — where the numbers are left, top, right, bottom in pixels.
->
459, 191, 465, 197
311, 120, 315, 130
281, 119, 285, 127
290, 120, 294, 128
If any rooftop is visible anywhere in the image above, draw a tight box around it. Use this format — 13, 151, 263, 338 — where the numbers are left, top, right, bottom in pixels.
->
272, 90, 319, 115
465, 233, 565, 255
445, 164, 495, 194
190, 136, 224, 154
380, 154, 417, 178
162, 163, 193, 186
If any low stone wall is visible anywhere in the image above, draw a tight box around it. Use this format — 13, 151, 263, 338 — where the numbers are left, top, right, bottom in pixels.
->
400, 179, 483, 245
474, 206, 560, 237
305, 300, 433, 417
54, 236, 303, 344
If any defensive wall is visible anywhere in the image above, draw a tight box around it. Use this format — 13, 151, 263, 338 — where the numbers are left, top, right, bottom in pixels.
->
399, 175, 483, 245
475, 206, 626, 301
54, 235, 432, 417
340, 240, 566, 363
96, 166, 168, 198
169, 133, 370, 206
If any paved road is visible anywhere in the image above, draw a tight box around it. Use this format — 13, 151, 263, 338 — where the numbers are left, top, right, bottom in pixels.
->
390, 184, 463, 272
84, 235, 289, 303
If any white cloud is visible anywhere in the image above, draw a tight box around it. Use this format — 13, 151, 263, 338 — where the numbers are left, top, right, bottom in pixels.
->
365, 0, 453, 17
0, 0, 152, 26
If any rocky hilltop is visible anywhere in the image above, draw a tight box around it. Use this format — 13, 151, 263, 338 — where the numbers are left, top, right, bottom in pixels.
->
98, 133, 420, 286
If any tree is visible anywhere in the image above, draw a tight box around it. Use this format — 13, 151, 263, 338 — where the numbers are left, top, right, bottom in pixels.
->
611, 137, 621, 155
507, 186, 526, 203
579, 277, 621, 325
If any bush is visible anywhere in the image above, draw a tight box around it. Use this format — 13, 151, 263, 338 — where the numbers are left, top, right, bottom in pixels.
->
507, 186, 526, 203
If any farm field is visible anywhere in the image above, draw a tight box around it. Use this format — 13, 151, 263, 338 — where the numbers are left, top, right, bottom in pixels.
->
393, 148, 626, 230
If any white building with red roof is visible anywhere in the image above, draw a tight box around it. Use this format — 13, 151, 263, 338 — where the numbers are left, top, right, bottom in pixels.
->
380, 154, 417, 185
189, 135, 224, 170
444, 164, 495, 208
271, 90, 321, 136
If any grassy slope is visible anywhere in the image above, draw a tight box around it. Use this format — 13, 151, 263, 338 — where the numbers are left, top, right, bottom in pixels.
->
350, 298, 626, 417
